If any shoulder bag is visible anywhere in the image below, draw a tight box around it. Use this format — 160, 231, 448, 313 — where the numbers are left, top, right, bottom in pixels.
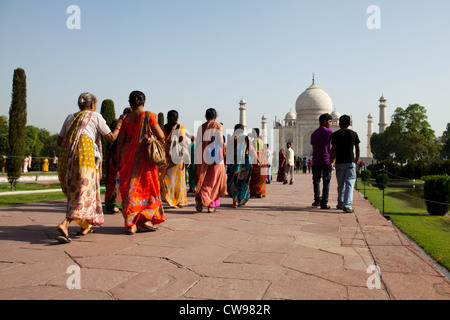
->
144, 112, 166, 166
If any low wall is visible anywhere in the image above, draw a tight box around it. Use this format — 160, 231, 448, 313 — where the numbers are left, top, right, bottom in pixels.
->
0, 174, 59, 184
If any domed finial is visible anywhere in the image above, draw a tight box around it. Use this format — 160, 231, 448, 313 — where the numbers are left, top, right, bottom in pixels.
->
312, 73, 315, 84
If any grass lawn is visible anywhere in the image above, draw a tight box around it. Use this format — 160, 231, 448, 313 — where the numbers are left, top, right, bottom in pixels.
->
0, 183, 61, 192
0, 183, 105, 207
0, 192, 67, 207
356, 178, 450, 272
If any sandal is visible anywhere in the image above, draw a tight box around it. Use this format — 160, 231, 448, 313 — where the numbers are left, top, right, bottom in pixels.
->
56, 226, 71, 244
208, 207, 218, 213
56, 235, 71, 244
139, 224, 158, 232
127, 225, 137, 235
76, 228, 95, 236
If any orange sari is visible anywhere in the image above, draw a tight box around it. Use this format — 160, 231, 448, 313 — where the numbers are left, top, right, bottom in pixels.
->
119, 111, 165, 228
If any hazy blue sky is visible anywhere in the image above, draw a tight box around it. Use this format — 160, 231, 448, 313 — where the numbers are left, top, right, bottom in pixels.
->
1, 0, 449, 155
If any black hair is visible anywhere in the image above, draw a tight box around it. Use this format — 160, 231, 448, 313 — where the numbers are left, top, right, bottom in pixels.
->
253, 128, 260, 136
205, 108, 217, 120
319, 113, 333, 126
129, 91, 146, 108
339, 115, 351, 128
167, 110, 179, 124
234, 124, 244, 132
165, 110, 179, 134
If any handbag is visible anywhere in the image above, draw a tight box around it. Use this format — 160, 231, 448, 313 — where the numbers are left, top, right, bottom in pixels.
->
144, 112, 166, 166
169, 124, 184, 161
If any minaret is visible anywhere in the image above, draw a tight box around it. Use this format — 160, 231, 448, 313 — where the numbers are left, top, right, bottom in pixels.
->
367, 113, 374, 157
239, 98, 247, 132
261, 115, 268, 144
378, 94, 387, 133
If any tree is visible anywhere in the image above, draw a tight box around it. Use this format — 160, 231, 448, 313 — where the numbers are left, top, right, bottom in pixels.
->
100, 99, 116, 129
370, 104, 441, 164
0, 115, 8, 156
440, 123, 450, 159
7, 68, 27, 190
99, 99, 116, 182
158, 112, 165, 128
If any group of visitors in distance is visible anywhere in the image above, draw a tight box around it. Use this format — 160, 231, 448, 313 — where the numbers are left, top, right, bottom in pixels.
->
55, 91, 360, 244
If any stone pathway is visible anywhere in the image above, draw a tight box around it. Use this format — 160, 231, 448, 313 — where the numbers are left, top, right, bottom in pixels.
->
0, 173, 449, 300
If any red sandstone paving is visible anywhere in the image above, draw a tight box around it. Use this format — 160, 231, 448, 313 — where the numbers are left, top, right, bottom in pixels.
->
0, 173, 448, 300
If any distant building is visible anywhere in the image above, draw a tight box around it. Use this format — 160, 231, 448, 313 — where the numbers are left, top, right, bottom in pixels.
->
274, 77, 350, 158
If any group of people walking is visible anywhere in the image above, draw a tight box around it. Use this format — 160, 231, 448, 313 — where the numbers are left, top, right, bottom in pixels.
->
55, 91, 277, 243
54, 91, 360, 244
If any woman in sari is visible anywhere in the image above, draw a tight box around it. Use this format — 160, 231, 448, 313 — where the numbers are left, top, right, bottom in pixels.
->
23, 155, 31, 173
277, 149, 286, 182
249, 128, 267, 198
194, 108, 227, 213
160, 110, 188, 208
42, 157, 49, 172
116, 91, 166, 235
226, 124, 254, 208
187, 135, 197, 193
104, 107, 132, 214
56, 92, 124, 243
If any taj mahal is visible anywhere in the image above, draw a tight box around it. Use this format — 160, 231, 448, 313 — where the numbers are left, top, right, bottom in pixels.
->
237, 76, 388, 165
272, 76, 347, 158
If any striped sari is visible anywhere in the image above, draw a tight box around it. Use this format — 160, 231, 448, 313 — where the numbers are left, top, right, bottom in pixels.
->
58, 111, 104, 229
119, 111, 165, 228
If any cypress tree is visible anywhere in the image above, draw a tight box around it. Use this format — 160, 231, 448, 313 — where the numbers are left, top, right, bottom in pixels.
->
158, 112, 165, 128
100, 99, 116, 129
7, 68, 27, 191
100, 99, 116, 184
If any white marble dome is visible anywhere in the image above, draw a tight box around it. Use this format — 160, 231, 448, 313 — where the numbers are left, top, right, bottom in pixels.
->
296, 81, 333, 121
285, 110, 297, 120
331, 109, 341, 120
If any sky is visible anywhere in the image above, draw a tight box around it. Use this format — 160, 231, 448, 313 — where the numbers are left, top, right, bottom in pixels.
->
1, 0, 449, 156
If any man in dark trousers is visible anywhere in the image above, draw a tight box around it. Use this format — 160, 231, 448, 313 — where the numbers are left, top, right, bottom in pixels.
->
310, 113, 334, 209
329, 115, 360, 213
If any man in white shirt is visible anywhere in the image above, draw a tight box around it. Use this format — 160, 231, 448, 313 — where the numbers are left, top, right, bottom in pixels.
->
284, 142, 295, 185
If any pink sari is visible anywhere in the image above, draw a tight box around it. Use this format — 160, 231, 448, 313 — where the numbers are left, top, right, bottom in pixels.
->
194, 120, 227, 207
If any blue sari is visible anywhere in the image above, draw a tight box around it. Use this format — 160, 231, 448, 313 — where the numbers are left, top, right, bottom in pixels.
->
227, 134, 252, 206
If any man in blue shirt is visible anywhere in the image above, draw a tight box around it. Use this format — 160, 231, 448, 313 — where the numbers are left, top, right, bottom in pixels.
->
311, 113, 334, 209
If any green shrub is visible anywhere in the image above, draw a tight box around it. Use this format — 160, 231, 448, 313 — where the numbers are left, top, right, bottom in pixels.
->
401, 160, 429, 179
423, 175, 450, 216
375, 173, 389, 190
429, 160, 450, 176
361, 169, 371, 182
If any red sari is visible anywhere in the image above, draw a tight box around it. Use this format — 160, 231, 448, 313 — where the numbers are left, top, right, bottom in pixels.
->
119, 111, 165, 228
277, 152, 287, 182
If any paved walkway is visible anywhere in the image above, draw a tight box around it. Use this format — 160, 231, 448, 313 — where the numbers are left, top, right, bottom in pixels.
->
0, 173, 449, 300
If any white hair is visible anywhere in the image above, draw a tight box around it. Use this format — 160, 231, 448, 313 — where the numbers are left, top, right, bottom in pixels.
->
78, 92, 98, 110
